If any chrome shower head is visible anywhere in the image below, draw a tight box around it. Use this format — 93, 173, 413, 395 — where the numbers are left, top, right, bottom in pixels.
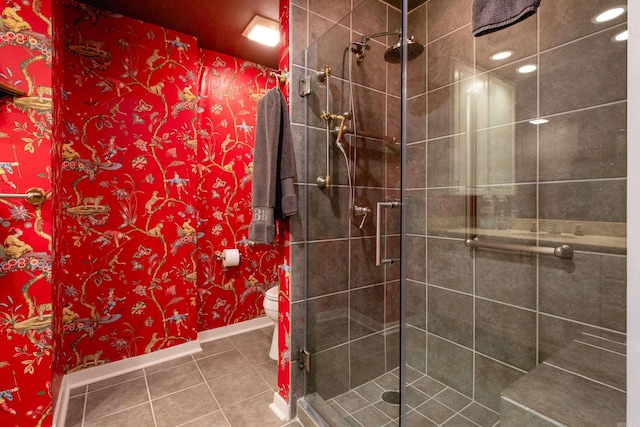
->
384, 35, 425, 63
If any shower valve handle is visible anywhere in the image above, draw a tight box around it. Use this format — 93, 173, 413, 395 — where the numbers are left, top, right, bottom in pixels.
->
354, 205, 371, 229
359, 210, 369, 229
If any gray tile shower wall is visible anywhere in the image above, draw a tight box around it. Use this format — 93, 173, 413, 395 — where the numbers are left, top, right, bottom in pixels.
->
415, 0, 627, 415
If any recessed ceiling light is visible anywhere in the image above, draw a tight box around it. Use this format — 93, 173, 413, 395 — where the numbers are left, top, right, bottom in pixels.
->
594, 7, 625, 23
529, 118, 549, 125
242, 15, 280, 47
491, 51, 513, 61
614, 30, 628, 41
517, 64, 537, 74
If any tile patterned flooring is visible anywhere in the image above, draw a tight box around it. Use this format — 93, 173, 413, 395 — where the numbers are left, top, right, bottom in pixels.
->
64, 326, 302, 427
64, 325, 500, 427
312, 366, 501, 427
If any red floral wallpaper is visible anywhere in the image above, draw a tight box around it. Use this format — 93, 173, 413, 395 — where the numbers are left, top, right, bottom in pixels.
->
196, 49, 288, 330
277, 0, 292, 403
0, 0, 294, 424
54, 0, 199, 374
0, 1, 53, 426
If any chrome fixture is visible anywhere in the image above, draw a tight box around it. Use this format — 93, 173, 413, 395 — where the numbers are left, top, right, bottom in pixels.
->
332, 126, 397, 145
350, 41, 371, 63
352, 196, 372, 230
317, 65, 332, 189
464, 238, 574, 260
376, 201, 400, 266
352, 31, 424, 64
316, 64, 331, 83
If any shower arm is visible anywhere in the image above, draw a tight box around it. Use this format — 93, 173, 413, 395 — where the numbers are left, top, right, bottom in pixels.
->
360, 30, 401, 44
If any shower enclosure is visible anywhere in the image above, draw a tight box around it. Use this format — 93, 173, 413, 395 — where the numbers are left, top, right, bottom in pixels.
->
289, 0, 628, 425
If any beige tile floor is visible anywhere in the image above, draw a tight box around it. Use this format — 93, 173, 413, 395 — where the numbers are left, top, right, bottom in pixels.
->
64, 326, 302, 427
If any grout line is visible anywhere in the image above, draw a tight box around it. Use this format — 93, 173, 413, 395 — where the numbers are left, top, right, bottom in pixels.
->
500, 396, 567, 426
581, 332, 627, 346
174, 411, 219, 427
83, 402, 152, 426
193, 352, 232, 426
84, 373, 146, 394
542, 361, 626, 394
143, 370, 158, 427
537, 21, 627, 55
470, 399, 500, 416
574, 340, 626, 356
539, 312, 627, 337
426, 23, 471, 46
425, 21, 627, 95
428, 329, 531, 375
473, 293, 538, 314
537, 177, 626, 185
80, 385, 88, 427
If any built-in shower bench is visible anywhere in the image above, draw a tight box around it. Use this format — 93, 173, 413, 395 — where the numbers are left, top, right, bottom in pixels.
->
500, 333, 626, 426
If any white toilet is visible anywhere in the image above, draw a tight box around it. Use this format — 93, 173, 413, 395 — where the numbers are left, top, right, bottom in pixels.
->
263, 286, 279, 361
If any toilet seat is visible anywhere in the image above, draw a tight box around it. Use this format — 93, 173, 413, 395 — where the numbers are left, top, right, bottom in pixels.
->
265, 286, 278, 301
263, 286, 279, 361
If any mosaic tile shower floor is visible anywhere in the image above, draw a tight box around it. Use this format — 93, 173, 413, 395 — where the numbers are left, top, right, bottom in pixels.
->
310, 366, 500, 427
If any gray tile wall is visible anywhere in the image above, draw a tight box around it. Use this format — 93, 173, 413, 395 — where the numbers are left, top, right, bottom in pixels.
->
409, 0, 628, 413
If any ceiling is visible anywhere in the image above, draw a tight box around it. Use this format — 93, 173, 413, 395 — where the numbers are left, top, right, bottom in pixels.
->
81, 0, 281, 69
79, 0, 428, 70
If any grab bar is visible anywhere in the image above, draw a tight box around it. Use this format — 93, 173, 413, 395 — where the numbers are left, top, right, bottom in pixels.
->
464, 237, 573, 259
317, 65, 332, 189
0, 188, 46, 205
376, 201, 400, 266
334, 127, 398, 144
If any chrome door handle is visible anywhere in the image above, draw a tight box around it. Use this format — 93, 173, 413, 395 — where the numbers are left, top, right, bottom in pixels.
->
376, 201, 400, 266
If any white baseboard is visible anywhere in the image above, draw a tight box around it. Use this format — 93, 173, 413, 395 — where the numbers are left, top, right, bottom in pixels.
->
269, 391, 290, 422
54, 316, 273, 427
53, 376, 70, 427
197, 316, 273, 343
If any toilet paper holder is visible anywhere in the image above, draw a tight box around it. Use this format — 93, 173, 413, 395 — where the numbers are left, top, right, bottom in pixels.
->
215, 249, 242, 267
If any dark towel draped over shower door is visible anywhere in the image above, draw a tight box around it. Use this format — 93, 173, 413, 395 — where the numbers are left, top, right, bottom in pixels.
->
472, 0, 541, 36
249, 87, 297, 244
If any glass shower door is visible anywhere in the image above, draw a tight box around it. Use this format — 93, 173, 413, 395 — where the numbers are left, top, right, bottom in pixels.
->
295, 0, 627, 426
400, 0, 628, 425
296, 0, 405, 424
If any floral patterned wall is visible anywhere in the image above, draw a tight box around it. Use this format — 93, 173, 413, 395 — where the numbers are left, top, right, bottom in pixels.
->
197, 47, 292, 400
0, 1, 54, 426
277, 0, 292, 404
54, 0, 199, 374
1, 0, 294, 424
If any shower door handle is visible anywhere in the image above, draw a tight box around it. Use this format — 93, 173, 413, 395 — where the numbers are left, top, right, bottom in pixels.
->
376, 201, 399, 266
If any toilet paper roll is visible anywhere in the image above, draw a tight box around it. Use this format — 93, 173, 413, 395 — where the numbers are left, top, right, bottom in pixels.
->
222, 249, 240, 268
